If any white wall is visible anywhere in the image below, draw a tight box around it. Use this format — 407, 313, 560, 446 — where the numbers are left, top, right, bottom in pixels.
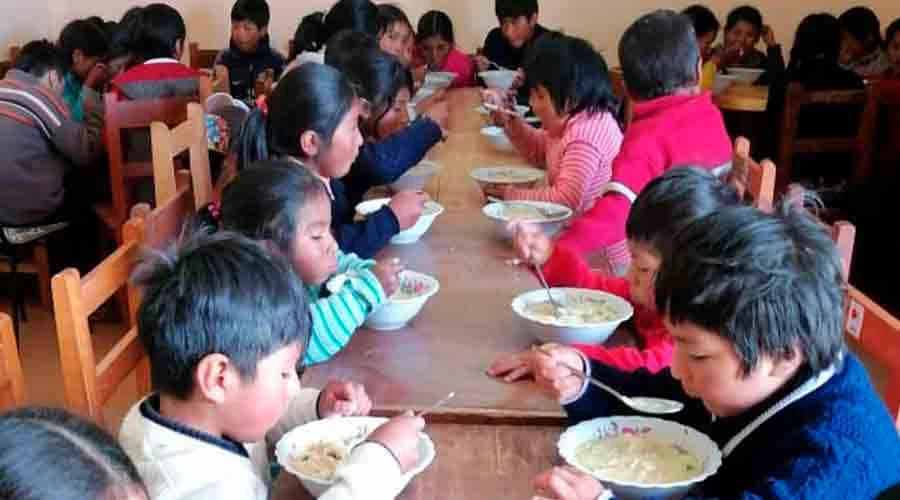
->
5, 1, 900, 65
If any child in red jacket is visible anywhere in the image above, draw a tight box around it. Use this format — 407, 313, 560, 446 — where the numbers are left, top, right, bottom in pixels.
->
488, 167, 740, 379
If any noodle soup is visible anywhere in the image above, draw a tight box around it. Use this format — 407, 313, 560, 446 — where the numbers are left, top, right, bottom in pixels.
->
574, 434, 703, 484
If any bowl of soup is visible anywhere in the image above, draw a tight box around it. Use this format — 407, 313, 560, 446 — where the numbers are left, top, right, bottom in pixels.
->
511, 288, 633, 345
480, 126, 515, 152
389, 160, 442, 192
276, 416, 435, 497
558, 416, 722, 499
483, 201, 572, 240
365, 270, 440, 331
470, 166, 545, 190
413, 71, 457, 102
712, 74, 740, 94
479, 70, 519, 91
356, 199, 444, 244
726, 67, 764, 84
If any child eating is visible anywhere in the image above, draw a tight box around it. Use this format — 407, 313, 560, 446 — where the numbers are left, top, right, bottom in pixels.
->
839, 7, 892, 78
375, 4, 415, 67
713, 5, 774, 69
216, 0, 286, 103
417, 10, 475, 88
681, 5, 720, 91
58, 19, 109, 122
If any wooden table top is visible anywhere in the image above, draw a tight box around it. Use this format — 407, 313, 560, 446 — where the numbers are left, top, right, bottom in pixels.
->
715, 83, 769, 112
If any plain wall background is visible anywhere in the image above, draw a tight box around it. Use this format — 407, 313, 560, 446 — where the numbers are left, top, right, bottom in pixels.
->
3, 1, 900, 66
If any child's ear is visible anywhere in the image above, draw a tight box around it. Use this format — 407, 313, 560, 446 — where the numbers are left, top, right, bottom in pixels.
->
72, 48, 84, 65
194, 353, 237, 404
260, 25, 268, 37
768, 347, 803, 378
299, 130, 320, 158
175, 39, 185, 61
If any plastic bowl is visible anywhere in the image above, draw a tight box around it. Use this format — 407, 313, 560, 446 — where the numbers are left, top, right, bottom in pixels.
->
413, 71, 457, 101
479, 70, 518, 91
365, 270, 440, 331
356, 199, 444, 245
483, 201, 572, 240
558, 416, 722, 499
389, 160, 442, 192
712, 74, 740, 94
726, 67, 764, 84
276, 416, 435, 497
481, 126, 515, 152
470, 166, 545, 189
511, 288, 633, 345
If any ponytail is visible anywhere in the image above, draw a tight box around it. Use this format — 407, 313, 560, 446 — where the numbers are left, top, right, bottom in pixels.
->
235, 107, 271, 172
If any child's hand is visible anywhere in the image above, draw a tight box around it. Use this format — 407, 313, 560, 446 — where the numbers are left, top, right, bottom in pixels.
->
367, 412, 426, 473
388, 191, 428, 230
512, 68, 526, 89
84, 62, 109, 90
510, 221, 554, 267
762, 25, 777, 48
487, 351, 536, 382
532, 466, 608, 500
482, 183, 507, 201
373, 258, 403, 297
474, 54, 490, 73
419, 96, 449, 132
413, 65, 428, 85
530, 344, 587, 403
318, 380, 373, 418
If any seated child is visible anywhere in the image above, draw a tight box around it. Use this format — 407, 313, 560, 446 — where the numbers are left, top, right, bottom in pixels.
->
527, 205, 900, 499
887, 19, 900, 77
0, 40, 103, 226
235, 63, 425, 259
215, 0, 286, 103
218, 161, 401, 365
483, 32, 622, 214
58, 19, 109, 122
488, 167, 740, 379
0, 407, 147, 499
839, 7, 892, 78
682, 5, 720, 91
120, 231, 426, 499
711, 5, 778, 70
376, 4, 415, 67
416, 10, 476, 88
284, 0, 377, 75
555, 10, 732, 275
476, 0, 549, 103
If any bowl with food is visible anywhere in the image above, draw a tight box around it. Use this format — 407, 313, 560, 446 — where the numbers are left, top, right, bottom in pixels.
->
482, 201, 572, 239
389, 160, 442, 192
558, 416, 722, 499
470, 166, 545, 190
365, 270, 440, 331
725, 67, 764, 84
479, 70, 518, 91
476, 103, 531, 116
480, 126, 515, 152
413, 71, 457, 102
511, 288, 633, 345
356, 199, 445, 245
276, 416, 436, 497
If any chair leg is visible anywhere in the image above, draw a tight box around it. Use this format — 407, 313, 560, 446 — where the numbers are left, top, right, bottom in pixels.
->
33, 241, 52, 310
8, 251, 22, 346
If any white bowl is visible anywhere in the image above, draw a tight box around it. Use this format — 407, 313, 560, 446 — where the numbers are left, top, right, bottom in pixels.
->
511, 288, 633, 345
480, 126, 514, 152
276, 416, 435, 497
470, 166, 545, 188
558, 416, 722, 499
483, 201, 572, 240
365, 270, 440, 331
413, 71, 457, 102
726, 67, 764, 83
476, 104, 530, 116
711, 74, 740, 95
389, 160, 442, 192
356, 199, 444, 245
479, 70, 518, 91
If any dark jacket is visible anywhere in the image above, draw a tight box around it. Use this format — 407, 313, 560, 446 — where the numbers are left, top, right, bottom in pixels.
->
215, 37, 285, 103
330, 177, 399, 260
343, 117, 443, 188
481, 24, 549, 103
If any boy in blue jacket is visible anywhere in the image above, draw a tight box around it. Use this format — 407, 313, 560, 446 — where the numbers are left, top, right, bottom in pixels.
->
216, 0, 285, 103
527, 205, 900, 500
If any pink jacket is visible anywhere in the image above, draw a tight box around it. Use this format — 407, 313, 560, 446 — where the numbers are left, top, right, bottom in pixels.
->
442, 47, 476, 89
556, 92, 732, 273
504, 110, 623, 213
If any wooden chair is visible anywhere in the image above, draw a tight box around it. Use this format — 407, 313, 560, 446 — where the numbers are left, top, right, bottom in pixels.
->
776, 82, 879, 191
731, 137, 777, 213
0, 312, 25, 410
787, 183, 856, 282
53, 174, 196, 425
151, 102, 213, 209
189, 42, 219, 70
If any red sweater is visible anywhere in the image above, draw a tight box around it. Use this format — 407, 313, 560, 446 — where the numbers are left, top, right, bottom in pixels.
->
541, 244, 673, 373
555, 93, 732, 272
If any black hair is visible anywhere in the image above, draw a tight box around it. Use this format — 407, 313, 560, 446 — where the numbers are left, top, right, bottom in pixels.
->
134, 231, 310, 399
626, 167, 740, 253
127, 3, 187, 61
682, 5, 720, 38
13, 40, 65, 79
235, 63, 355, 171
725, 5, 763, 35
495, 0, 539, 21
291, 12, 326, 57
0, 406, 146, 499
293, 0, 377, 53
888, 19, 900, 48
790, 14, 843, 66
58, 19, 110, 72
418, 10, 455, 45
323, 29, 377, 70
656, 204, 846, 374
221, 161, 329, 254
330, 48, 412, 138
231, 0, 270, 29
618, 10, 700, 101
376, 4, 412, 38
839, 7, 883, 53
524, 32, 617, 118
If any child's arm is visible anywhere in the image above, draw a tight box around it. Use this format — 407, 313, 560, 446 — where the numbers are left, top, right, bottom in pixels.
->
318, 443, 406, 500
574, 324, 674, 374
333, 208, 400, 260
266, 388, 323, 445
540, 244, 630, 294
49, 88, 104, 167
503, 117, 548, 166
555, 191, 632, 257
349, 118, 443, 186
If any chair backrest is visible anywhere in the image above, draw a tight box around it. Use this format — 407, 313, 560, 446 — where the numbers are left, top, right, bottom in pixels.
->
0, 313, 25, 410
776, 82, 879, 191
104, 92, 197, 236
729, 137, 777, 213
189, 42, 219, 70
52, 174, 196, 426
151, 102, 213, 209
787, 183, 856, 281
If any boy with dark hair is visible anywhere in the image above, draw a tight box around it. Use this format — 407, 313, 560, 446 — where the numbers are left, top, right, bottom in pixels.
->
216, 0, 286, 103
529, 205, 900, 499
58, 19, 109, 122
0, 40, 103, 225
555, 10, 732, 275
119, 231, 426, 500
682, 4, 719, 60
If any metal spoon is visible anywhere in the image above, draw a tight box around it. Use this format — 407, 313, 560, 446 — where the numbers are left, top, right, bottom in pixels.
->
557, 357, 683, 414
532, 263, 567, 317
417, 392, 456, 418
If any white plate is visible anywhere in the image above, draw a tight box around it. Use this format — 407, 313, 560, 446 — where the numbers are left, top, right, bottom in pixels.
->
470, 166, 545, 185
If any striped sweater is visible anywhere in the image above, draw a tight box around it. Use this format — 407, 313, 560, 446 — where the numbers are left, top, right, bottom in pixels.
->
304, 251, 387, 365
503, 110, 622, 214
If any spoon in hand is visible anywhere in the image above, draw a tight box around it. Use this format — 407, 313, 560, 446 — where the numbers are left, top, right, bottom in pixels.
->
532, 262, 567, 317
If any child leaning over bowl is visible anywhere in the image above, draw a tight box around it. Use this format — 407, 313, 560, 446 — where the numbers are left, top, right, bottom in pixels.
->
489, 167, 740, 380
119, 231, 425, 500
526, 205, 900, 499
213, 161, 400, 366
483, 32, 622, 216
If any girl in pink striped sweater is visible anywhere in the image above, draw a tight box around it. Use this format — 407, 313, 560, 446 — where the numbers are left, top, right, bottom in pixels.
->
483, 32, 623, 214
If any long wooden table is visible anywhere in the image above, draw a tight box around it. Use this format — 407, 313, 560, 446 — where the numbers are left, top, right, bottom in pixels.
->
715, 82, 769, 112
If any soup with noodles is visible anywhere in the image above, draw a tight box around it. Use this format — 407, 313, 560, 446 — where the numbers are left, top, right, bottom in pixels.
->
574, 434, 702, 484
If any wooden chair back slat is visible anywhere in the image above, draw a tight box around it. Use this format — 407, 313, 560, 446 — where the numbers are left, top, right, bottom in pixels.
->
152, 102, 212, 209
845, 286, 900, 421
189, 42, 219, 70
730, 137, 776, 213
0, 313, 25, 410
787, 183, 855, 281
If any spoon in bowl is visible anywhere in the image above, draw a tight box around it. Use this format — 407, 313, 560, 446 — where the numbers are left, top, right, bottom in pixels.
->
532, 262, 567, 318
